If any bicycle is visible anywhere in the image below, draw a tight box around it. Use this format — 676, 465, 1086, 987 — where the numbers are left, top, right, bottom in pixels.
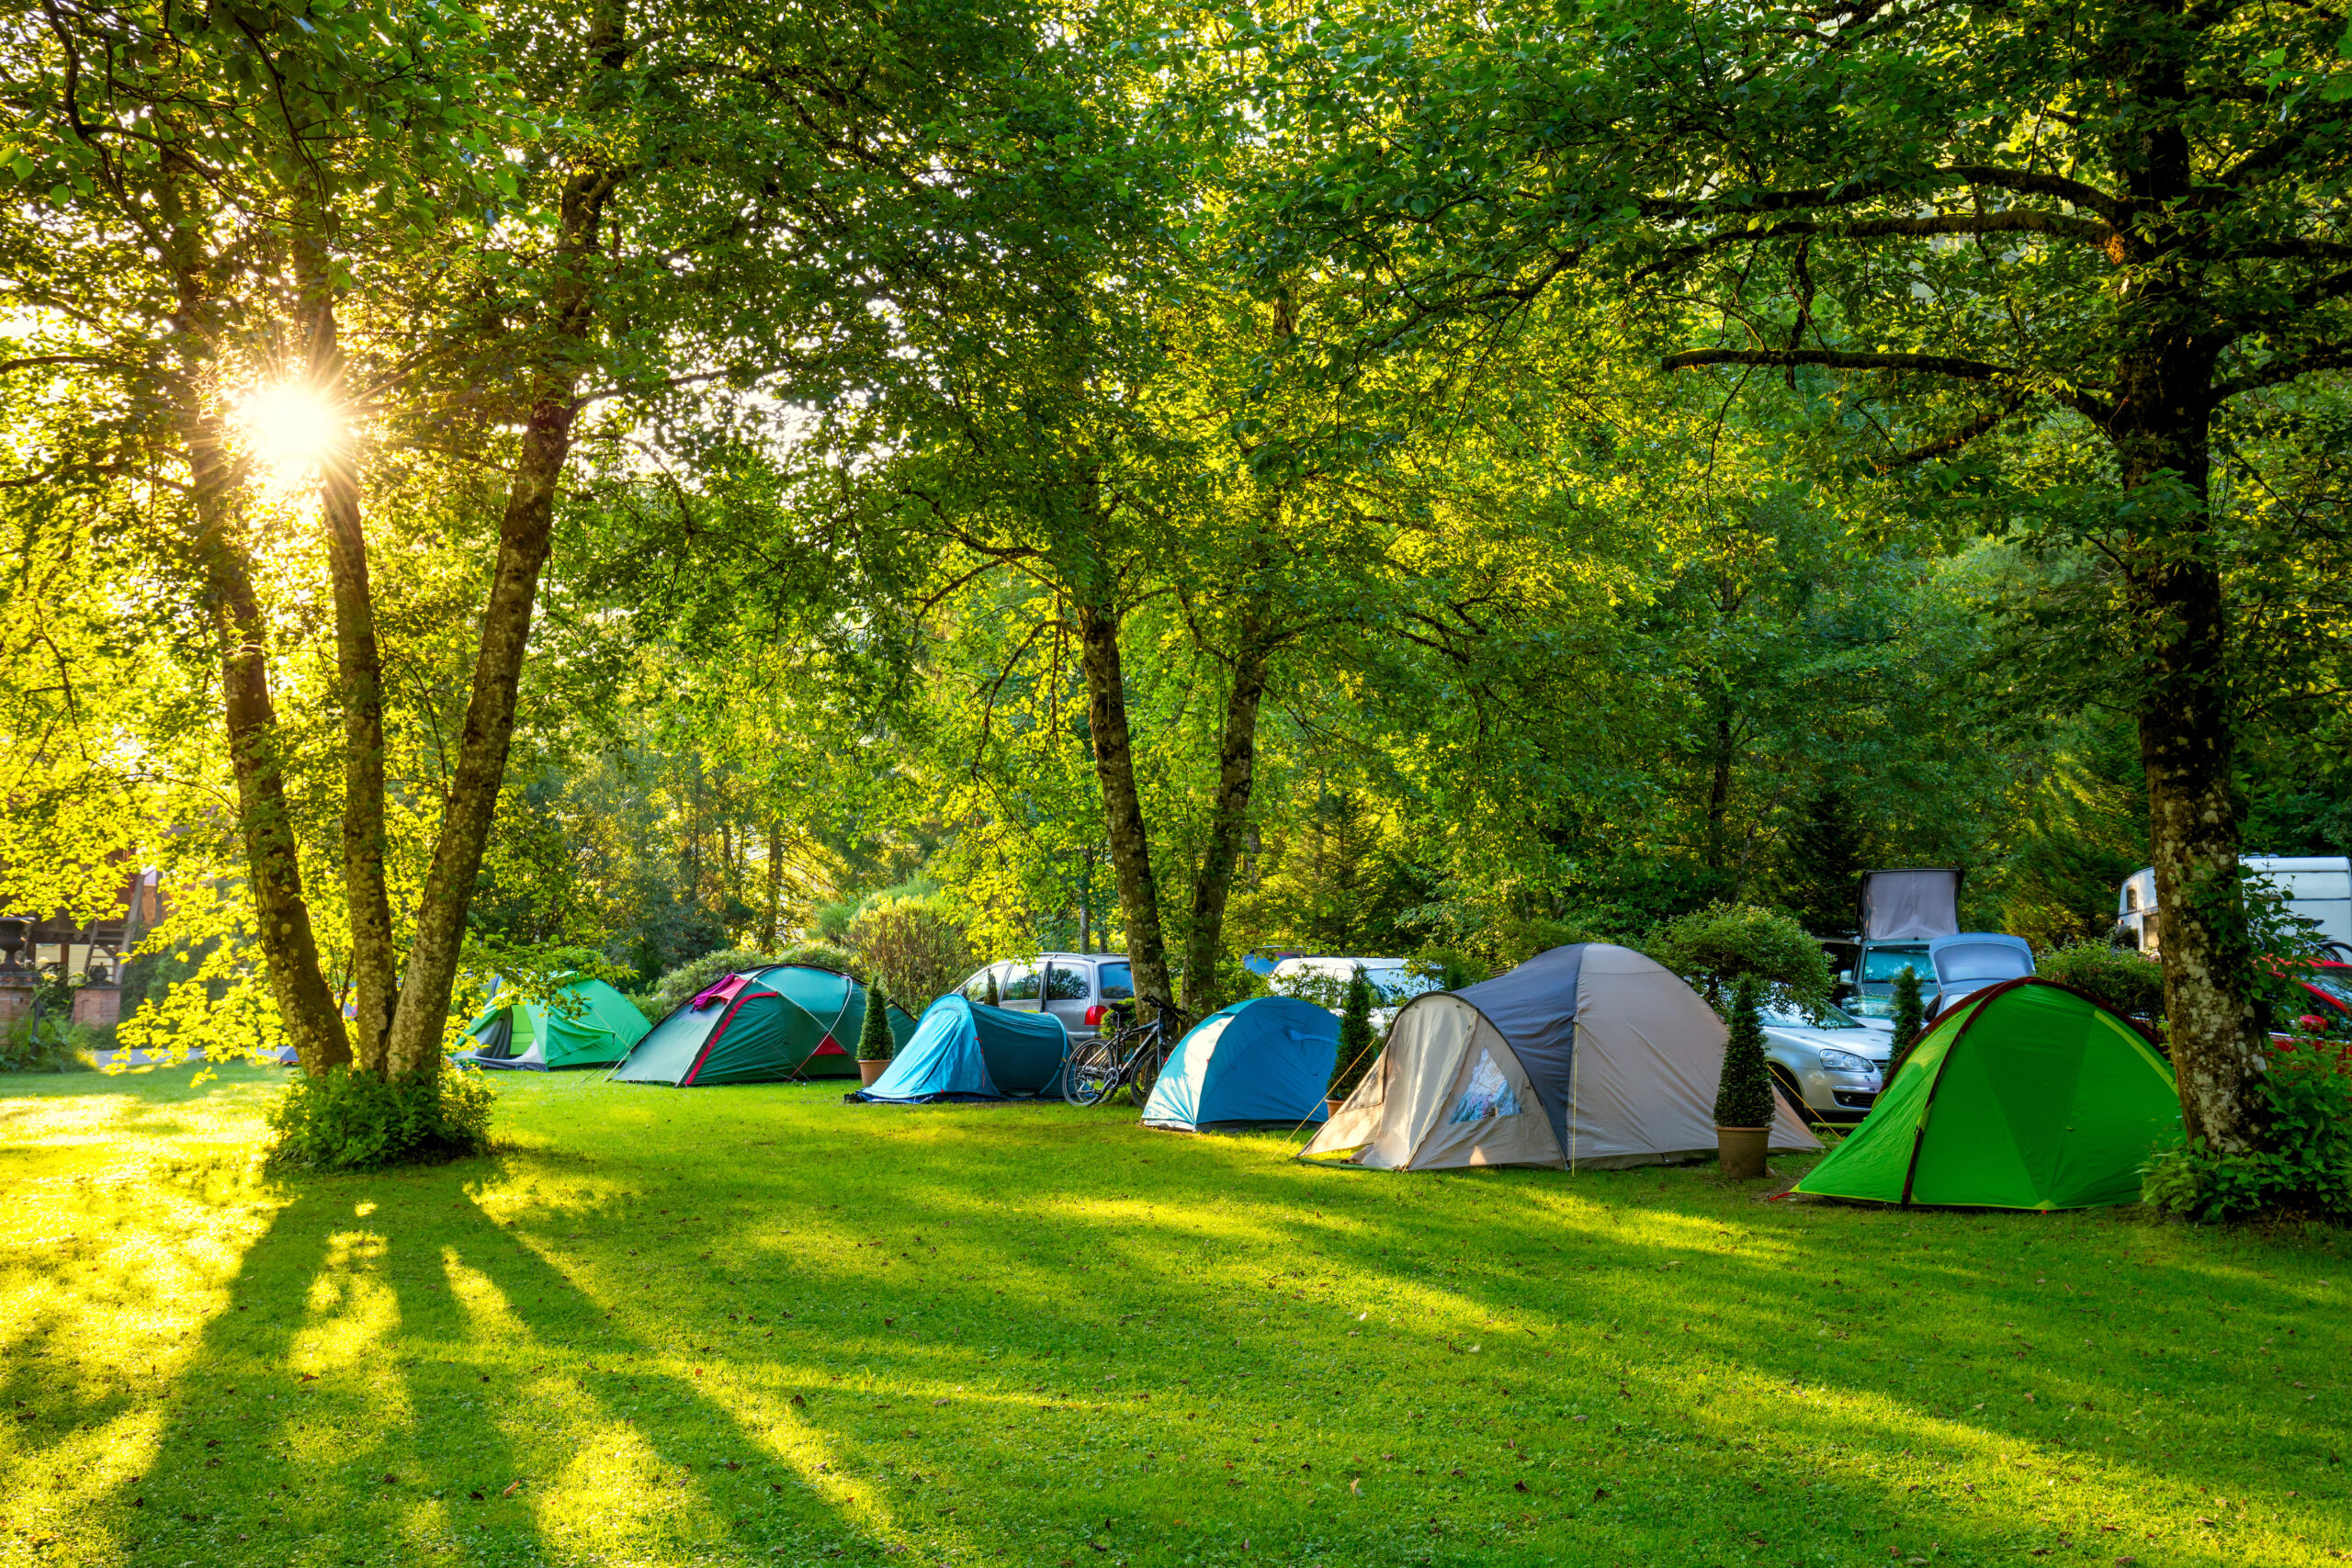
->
1063, 1002, 1179, 1108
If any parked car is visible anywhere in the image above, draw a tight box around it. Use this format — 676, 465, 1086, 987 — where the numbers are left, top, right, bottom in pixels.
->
956, 953, 1134, 1042
1843, 932, 2035, 1021
1265, 956, 1441, 1033
1758, 994, 1887, 1124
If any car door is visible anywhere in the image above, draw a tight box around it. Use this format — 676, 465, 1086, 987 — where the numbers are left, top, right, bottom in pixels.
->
1040, 960, 1092, 1038
998, 961, 1043, 1014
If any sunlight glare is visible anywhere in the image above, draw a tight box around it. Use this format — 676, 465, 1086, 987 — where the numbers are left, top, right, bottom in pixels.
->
235, 383, 341, 479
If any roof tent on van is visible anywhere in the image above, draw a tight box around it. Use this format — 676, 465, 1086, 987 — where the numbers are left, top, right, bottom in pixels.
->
1860, 868, 1962, 941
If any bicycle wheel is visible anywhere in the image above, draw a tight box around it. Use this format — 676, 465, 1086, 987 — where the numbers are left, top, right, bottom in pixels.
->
1126, 1036, 1166, 1105
1064, 1039, 1120, 1108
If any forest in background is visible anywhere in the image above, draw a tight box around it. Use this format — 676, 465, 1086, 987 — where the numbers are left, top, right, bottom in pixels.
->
4, 0, 2350, 1167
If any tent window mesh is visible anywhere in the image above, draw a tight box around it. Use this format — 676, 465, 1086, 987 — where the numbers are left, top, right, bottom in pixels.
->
1447, 1048, 1521, 1123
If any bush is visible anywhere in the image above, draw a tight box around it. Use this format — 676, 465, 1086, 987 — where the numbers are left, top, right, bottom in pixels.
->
1331, 966, 1377, 1100
776, 939, 861, 976
647, 947, 778, 1019
1713, 975, 1775, 1128
265, 1067, 496, 1173
2037, 941, 2165, 1021
2143, 1039, 2352, 1223
1886, 964, 1927, 1078
0, 1016, 102, 1073
1639, 903, 1834, 1010
847, 896, 975, 1012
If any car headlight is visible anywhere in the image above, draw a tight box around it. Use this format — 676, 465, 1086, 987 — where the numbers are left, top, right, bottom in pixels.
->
1818, 1049, 1874, 1074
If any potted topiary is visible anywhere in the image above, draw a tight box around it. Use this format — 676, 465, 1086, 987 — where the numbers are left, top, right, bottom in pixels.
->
1328, 965, 1376, 1117
1884, 964, 1925, 1081
856, 981, 896, 1089
1714, 974, 1774, 1179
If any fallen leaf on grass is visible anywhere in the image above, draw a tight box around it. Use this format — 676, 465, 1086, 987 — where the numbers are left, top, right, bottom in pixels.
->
501, 1480, 522, 1498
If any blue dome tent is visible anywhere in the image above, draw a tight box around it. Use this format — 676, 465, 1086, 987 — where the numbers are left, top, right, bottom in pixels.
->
1142, 995, 1339, 1132
849, 994, 1070, 1103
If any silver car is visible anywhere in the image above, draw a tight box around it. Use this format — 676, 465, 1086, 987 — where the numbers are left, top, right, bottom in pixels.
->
956, 953, 1135, 1042
1758, 996, 1888, 1124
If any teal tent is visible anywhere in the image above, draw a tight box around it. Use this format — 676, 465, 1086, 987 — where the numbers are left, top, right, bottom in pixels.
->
453, 976, 650, 1071
1143, 996, 1337, 1131
611, 965, 913, 1087
849, 994, 1069, 1102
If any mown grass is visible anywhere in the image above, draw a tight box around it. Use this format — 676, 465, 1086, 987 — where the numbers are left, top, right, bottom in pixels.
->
0, 1065, 2345, 1568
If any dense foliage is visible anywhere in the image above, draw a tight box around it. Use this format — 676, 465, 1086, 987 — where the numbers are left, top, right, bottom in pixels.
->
1332, 968, 1378, 1100
2143, 1042, 2352, 1224
264, 1066, 496, 1172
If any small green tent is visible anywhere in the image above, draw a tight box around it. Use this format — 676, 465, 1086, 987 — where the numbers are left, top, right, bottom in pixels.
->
453, 976, 650, 1071
1793, 977, 2178, 1211
610, 964, 915, 1087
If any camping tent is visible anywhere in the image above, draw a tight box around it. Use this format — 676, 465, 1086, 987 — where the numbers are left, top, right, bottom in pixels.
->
1142, 995, 1339, 1132
609, 965, 913, 1087
1300, 943, 1818, 1170
1792, 977, 2178, 1210
451, 976, 650, 1071
849, 994, 1069, 1103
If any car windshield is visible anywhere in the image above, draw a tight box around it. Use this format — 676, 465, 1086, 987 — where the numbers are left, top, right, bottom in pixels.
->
2301, 969, 2352, 1009
1364, 966, 1438, 1003
1860, 947, 1929, 983
1935, 942, 2032, 984
1097, 962, 1134, 1001
1758, 996, 1867, 1030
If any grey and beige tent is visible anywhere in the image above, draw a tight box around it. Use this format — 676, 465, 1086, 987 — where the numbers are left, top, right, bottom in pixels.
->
1301, 943, 1818, 1170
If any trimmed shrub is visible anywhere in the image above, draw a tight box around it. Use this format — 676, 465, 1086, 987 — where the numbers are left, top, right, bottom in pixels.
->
265, 1068, 495, 1173
1713, 975, 1775, 1128
857, 980, 896, 1061
1886, 965, 1927, 1078
2037, 941, 2165, 1022
1640, 904, 1834, 1010
2143, 1038, 2352, 1223
984, 969, 1001, 1007
1331, 966, 1377, 1100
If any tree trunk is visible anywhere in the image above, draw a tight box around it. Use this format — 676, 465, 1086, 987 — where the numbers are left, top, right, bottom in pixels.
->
1075, 592, 1176, 1019
380, 404, 575, 1077
1702, 707, 1734, 873
187, 405, 350, 1074
2106, 33, 2267, 1153
379, 4, 626, 1078
296, 224, 399, 1076
163, 186, 347, 1074
2120, 385, 2265, 1150
1182, 607, 1273, 1016
764, 819, 783, 949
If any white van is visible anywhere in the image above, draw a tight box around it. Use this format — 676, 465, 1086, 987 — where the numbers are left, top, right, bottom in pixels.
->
2119, 856, 2352, 953
1265, 956, 1441, 1032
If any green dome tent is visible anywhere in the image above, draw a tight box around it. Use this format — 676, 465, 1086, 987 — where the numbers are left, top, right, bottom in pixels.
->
453, 976, 650, 1071
610, 964, 914, 1087
1792, 977, 2178, 1211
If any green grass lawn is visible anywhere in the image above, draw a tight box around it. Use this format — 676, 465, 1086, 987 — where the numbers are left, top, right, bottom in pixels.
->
1, 1066, 2345, 1568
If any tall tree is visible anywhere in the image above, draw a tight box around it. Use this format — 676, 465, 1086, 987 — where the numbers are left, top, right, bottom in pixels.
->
1237, 0, 2352, 1151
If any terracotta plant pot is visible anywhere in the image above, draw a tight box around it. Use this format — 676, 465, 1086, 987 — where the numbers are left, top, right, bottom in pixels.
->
858, 1058, 889, 1088
1716, 1124, 1769, 1179
1325, 1096, 1346, 1120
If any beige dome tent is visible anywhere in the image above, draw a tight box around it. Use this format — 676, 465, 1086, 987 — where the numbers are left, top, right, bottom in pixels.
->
1301, 943, 1818, 1170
